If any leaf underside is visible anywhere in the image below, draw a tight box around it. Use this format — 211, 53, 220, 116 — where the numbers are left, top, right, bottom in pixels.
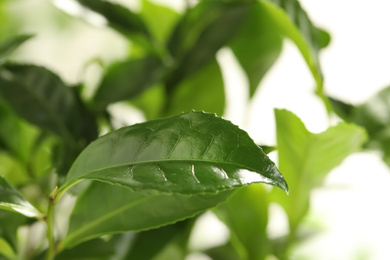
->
0, 176, 40, 218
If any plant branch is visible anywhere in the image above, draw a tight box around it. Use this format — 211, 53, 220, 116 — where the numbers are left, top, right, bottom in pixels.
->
45, 186, 58, 260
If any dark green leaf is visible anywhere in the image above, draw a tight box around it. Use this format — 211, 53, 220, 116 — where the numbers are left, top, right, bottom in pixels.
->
124, 219, 193, 260
230, 4, 282, 97
166, 2, 250, 89
259, 145, 276, 154
0, 34, 33, 63
204, 242, 240, 260
330, 86, 390, 166
76, 0, 151, 41
164, 59, 225, 117
0, 64, 97, 144
0, 211, 26, 252
272, 109, 367, 229
61, 111, 287, 194
329, 97, 355, 122
54, 238, 116, 260
63, 181, 233, 248
93, 55, 164, 110
215, 184, 270, 260
0, 176, 41, 218
0, 64, 98, 174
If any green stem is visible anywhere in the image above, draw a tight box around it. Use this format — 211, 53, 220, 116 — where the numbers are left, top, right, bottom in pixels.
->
45, 187, 58, 260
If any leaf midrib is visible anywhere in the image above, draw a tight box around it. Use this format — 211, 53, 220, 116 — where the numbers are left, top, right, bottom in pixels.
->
66, 158, 268, 186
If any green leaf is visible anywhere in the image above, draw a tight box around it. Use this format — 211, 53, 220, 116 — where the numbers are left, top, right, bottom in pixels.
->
76, 0, 151, 41
0, 211, 26, 252
259, 0, 331, 110
0, 176, 41, 218
63, 181, 233, 248
204, 242, 241, 260
130, 84, 166, 120
93, 55, 164, 110
50, 238, 116, 260
272, 109, 367, 229
124, 220, 193, 260
0, 237, 15, 260
330, 86, 390, 166
0, 98, 38, 165
0, 64, 98, 174
166, 1, 250, 89
0, 64, 97, 144
0, 34, 34, 63
230, 4, 282, 97
164, 59, 225, 117
216, 184, 270, 260
259, 145, 276, 154
0, 152, 29, 186
140, 0, 180, 45
61, 111, 287, 194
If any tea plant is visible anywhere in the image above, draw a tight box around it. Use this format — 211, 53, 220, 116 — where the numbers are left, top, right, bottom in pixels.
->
0, 0, 369, 259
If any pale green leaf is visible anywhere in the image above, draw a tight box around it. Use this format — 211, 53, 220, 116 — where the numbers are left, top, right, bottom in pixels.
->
272, 109, 367, 228
0, 237, 15, 260
216, 184, 271, 260
140, 0, 180, 44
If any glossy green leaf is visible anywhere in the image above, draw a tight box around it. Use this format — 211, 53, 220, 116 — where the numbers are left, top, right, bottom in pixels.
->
140, 0, 180, 45
230, 4, 282, 97
0, 64, 97, 144
164, 59, 225, 117
272, 109, 367, 229
0, 34, 33, 63
93, 55, 164, 110
216, 184, 270, 260
61, 111, 288, 194
330, 86, 390, 166
259, 0, 331, 110
0, 176, 41, 218
166, 1, 250, 89
76, 0, 151, 41
64, 181, 233, 248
